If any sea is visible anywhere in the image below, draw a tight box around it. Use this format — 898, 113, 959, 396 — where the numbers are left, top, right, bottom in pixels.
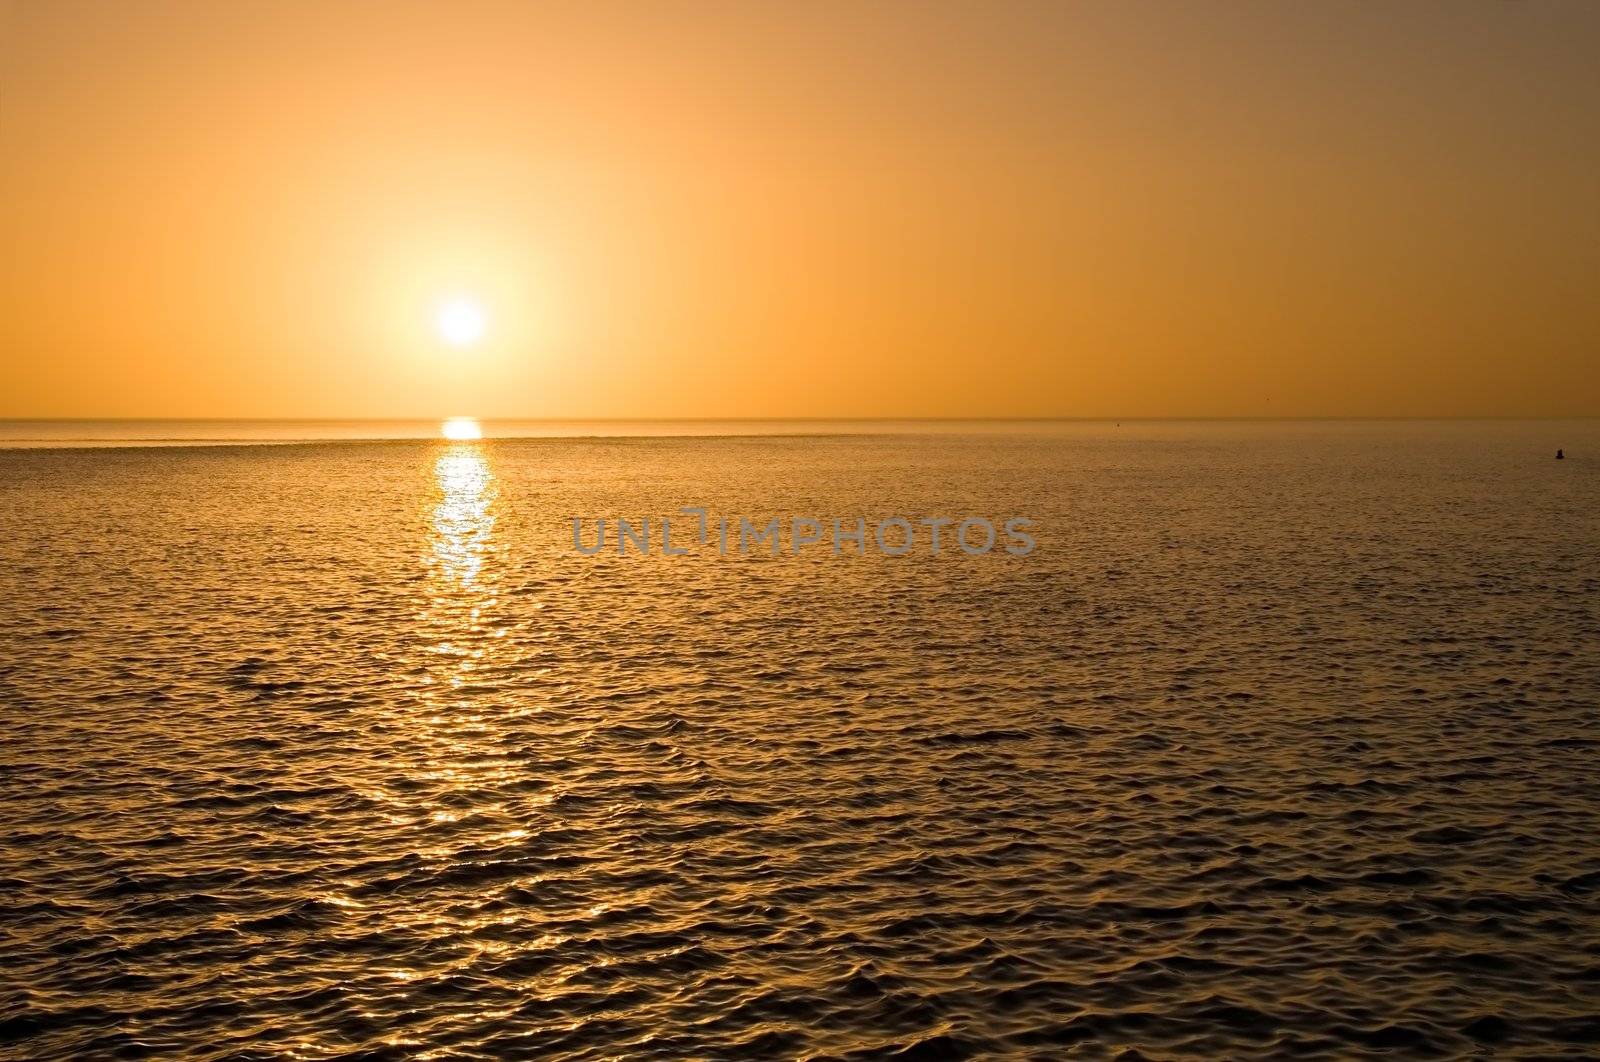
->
2, 419, 1597, 1059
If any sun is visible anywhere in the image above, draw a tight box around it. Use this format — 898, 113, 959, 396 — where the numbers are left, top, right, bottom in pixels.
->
441, 416, 482, 441
435, 296, 487, 348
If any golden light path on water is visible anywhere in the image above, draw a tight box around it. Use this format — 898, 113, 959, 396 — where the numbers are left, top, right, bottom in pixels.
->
359, 438, 562, 1028
405, 443, 526, 935
420, 442, 508, 784
430, 445, 497, 593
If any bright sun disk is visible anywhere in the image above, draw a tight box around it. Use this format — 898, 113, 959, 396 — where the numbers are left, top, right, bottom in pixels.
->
436, 296, 487, 347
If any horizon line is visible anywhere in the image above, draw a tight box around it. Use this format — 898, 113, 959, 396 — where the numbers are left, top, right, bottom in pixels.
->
3, 414, 1598, 424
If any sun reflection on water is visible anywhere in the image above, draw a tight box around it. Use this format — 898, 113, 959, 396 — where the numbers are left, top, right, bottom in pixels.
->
431, 445, 497, 589
408, 442, 518, 833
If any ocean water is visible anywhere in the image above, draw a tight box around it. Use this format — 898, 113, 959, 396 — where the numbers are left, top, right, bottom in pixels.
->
2, 420, 1598, 1060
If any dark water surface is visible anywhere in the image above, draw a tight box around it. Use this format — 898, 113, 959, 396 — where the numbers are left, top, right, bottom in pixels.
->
3, 422, 1598, 1059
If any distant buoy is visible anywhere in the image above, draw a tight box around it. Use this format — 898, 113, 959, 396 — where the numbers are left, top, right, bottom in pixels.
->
1556, 449, 1565, 460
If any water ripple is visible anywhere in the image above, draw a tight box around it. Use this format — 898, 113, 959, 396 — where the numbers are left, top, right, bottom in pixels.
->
2, 424, 1598, 1058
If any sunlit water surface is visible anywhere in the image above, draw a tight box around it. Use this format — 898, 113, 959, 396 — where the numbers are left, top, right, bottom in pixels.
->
2, 422, 1598, 1059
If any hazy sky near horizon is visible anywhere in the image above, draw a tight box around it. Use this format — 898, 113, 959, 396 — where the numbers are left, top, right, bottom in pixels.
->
2, 0, 1598, 419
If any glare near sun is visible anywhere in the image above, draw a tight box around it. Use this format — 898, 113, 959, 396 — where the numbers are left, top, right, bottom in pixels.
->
441, 416, 482, 441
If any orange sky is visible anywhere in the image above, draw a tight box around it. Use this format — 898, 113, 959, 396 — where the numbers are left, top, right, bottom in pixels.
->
2, 0, 1597, 418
